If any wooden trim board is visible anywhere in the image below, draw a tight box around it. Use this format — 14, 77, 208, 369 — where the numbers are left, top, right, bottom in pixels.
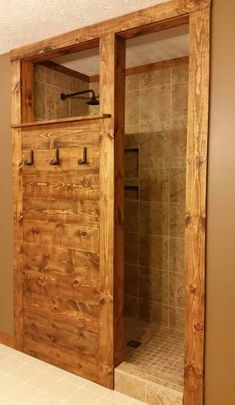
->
12, 60, 24, 351
0, 333, 15, 349
40, 60, 90, 83
21, 61, 34, 122
90, 56, 189, 82
184, 7, 210, 404
12, 114, 111, 128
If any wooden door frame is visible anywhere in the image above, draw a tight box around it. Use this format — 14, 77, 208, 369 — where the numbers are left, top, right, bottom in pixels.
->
11, 0, 211, 403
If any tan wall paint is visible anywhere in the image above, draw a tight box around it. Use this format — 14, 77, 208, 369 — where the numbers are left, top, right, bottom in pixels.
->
0, 53, 14, 336
0, 0, 235, 402
205, 0, 235, 404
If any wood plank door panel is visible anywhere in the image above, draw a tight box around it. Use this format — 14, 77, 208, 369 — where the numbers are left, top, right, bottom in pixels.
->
17, 118, 117, 387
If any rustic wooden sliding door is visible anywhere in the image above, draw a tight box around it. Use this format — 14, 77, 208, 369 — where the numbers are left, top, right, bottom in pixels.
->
12, 32, 125, 388
13, 117, 122, 388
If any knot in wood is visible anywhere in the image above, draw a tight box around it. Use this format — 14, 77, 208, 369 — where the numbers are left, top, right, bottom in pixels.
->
194, 321, 204, 331
188, 284, 197, 293
185, 212, 192, 226
73, 279, 80, 287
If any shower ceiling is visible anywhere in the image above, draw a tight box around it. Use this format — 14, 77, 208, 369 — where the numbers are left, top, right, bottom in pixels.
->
54, 25, 189, 76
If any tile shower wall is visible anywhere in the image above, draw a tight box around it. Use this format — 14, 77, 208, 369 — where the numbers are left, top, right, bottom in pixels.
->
124, 63, 188, 331
33, 64, 90, 120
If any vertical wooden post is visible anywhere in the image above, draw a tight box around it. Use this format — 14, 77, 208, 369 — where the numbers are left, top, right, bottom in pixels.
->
21, 61, 34, 123
184, 7, 210, 405
12, 60, 24, 350
99, 33, 126, 387
113, 37, 126, 367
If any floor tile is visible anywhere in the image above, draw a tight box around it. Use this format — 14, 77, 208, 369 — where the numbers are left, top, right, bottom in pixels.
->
46, 378, 80, 401
0, 400, 15, 405
0, 374, 23, 398
28, 392, 63, 405
0, 357, 22, 374
104, 389, 133, 404
29, 371, 61, 390
64, 388, 99, 404
122, 316, 184, 389
96, 398, 131, 405
85, 380, 109, 395
63, 372, 88, 387
0, 345, 146, 405
10, 363, 42, 382
5, 383, 42, 405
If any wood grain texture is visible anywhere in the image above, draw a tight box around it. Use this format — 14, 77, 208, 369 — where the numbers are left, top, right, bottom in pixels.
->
23, 220, 99, 253
12, 60, 24, 350
99, 32, 125, 382
22, 243, 99, 283
113, 37, 125, 367
24, 335, 99, 380
21, 121, 102, 149
12, 114, 111, 128
13, 117, 122, 387
40, 60, 90, 83
10, 0, 210, 61
22, 171, 99, 201
184, 7, 210, 405
23, 198, 100, 225
99, 34, 116, 388
21, 60, 34, 122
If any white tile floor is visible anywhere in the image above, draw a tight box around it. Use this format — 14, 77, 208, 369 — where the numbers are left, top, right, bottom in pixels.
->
0, 344, 145, 405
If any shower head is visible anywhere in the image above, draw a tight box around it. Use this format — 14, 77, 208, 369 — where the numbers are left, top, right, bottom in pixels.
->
60, 89, 99, 106
86, 95, 100, 106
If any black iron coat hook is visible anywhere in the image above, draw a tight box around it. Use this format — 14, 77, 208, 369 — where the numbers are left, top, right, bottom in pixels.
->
50, 149, 60, 165
24, 150, 34, 166
78, 147, 87, 165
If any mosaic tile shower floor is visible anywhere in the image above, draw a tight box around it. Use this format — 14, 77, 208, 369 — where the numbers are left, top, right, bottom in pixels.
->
121, 316, 184, 391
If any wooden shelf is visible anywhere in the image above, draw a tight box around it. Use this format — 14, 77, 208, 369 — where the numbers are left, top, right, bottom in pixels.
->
12, 114, 111, 128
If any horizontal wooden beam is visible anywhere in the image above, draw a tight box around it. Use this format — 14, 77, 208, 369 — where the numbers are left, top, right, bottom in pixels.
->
0, 332, 15, 349
19, 39, 99, 64
89, 56, 189, 82
126, 55, 189, 76
40, 61, 90, 83
118, 13, 188, 40
10, 0, 210, 62
12, 114, 111, 129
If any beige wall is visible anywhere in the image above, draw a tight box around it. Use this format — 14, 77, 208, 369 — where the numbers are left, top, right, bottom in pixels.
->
0, 0, 235, 403
0, 53, 14, 335
205, 1, 235, 404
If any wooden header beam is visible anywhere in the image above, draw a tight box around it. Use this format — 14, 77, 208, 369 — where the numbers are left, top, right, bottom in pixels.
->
10, 0, 210, 62
89, 56, 189, 82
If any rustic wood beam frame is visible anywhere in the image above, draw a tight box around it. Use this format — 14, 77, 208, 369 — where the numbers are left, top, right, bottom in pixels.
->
10, 0, 211, 402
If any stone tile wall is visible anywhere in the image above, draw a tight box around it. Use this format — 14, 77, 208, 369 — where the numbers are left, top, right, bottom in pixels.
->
124, 63, 188, 331
33, 64, 91, 120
